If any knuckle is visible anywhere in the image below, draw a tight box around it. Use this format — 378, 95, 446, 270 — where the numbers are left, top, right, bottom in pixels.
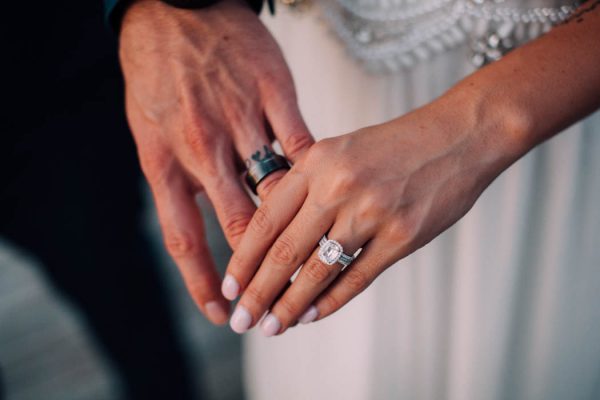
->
277, 296, 300, 317
244, 285, 267, 308
229, 251, 245, 271
343, 268, 370, 292
355, 191, 390, 221
386, 214, 419, 244
260, 69, 282, 89
315, 165, 357, 207
261, 66, 293, 94
186, 279, 210, 305
139, 149, 172, 186
386, 225, 407, 244
306, 139, 333, 162
268, 234, 298, 266
222, 99, 249, 130
164, 230, 198, 259
249, 206, 273, 236
183, 122, 214, 155
290, 154, 309, 176
282, 133, 313, 159
303, 259, 333, 283
331, 163, 359, 194
363, 191, 389, 210
223, 211, 253, 241
320, 293, 342, 313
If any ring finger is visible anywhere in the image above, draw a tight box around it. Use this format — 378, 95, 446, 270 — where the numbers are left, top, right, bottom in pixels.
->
232, 124, 289, 200
228, 197, 334, 333
259, 221, 372, 336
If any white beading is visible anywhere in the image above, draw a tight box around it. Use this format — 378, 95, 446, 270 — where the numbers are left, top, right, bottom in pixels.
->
292, 0, 581, 72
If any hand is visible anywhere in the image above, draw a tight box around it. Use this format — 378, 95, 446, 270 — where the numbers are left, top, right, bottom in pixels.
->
221, 0, 600, 334
223, 94, 522, 335
119, 0, 313, 324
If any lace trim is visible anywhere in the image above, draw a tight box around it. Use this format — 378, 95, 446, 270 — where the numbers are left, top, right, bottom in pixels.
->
319, 0, 579, 72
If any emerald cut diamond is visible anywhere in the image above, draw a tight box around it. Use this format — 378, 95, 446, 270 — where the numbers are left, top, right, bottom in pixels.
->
318, 239, 343, 265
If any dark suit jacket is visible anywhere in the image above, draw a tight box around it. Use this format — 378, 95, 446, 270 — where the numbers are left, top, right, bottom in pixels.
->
104, 0, 273, 31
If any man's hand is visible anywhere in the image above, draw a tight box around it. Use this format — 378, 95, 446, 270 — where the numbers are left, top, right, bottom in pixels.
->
119, 0, 313, 324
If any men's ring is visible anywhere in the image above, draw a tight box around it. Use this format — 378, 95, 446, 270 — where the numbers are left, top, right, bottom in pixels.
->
318, 235, 357, 268
245, 145, 290, 195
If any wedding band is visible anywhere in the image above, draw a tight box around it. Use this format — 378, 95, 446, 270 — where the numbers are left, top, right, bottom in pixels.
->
245, 148, 290, 195
318, 235, 356, 268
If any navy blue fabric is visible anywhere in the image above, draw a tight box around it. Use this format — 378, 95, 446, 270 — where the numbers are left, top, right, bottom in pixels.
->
103, 0, 272, 31
0, 2, 198, 398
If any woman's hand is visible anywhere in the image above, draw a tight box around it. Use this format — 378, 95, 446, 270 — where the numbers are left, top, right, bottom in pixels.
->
119, 0, 312, 325
222, 0, 600, 334
222, 93, 524, 335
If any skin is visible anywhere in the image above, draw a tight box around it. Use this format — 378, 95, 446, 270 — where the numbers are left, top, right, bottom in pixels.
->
119, 0, 313, 325
224, 1, 600, 336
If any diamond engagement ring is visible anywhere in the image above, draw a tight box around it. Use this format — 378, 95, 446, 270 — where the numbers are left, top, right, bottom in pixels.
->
318, 235, 356, 268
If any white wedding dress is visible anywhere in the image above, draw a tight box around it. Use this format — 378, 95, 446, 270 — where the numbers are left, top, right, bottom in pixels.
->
246, 1, 600, 399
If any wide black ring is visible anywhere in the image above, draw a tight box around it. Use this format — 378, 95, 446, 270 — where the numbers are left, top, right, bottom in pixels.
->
245, 154, 290, 195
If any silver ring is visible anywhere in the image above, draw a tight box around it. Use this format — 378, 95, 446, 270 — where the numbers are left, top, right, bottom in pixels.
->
318, 235, 356, 268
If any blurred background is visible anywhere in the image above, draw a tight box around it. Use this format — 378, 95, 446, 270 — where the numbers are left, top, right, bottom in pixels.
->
0, 197, 242, 400
0, 2, 242, 399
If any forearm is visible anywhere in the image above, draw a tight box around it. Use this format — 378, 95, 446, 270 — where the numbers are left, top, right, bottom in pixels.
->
447, 0, 600, 164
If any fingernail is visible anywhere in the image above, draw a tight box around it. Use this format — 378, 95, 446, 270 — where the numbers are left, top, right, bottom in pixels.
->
298, 306, 318, 324
230, 305, 252, 334
205, 301, 228, 325
261, 314, 281, 337
222, 274, 240, 300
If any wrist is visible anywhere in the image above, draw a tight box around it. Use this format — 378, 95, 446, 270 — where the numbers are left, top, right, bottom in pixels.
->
118, 0, 255, 34
436, 78, 535, 180
381, 83, 531, 195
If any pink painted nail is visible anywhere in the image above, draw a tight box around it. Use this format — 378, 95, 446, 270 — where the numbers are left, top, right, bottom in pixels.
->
298, 306, 318, 324
222, 274, 240, 300
230, 305, 252, 334
261, 314, 281, 337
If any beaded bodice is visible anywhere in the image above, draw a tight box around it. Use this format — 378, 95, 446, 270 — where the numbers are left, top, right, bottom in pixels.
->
284, 0, 581, 71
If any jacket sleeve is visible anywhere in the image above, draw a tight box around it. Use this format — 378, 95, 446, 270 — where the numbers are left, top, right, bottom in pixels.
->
103, 0, 130, 31
103, 0, 274, 32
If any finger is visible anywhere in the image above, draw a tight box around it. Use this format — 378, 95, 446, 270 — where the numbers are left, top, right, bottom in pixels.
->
228, 198, 334, 334
226, 106, 290, 201
222, 168, 308, 301
263, 85, 314, 163
151, 169, 230, 325
200, 159, 257, 250
260, 223, 372, 336
177, 121, 258, 250
240, 142, 288, 201
179, 137, 255, 250
306, 235, 398, 324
